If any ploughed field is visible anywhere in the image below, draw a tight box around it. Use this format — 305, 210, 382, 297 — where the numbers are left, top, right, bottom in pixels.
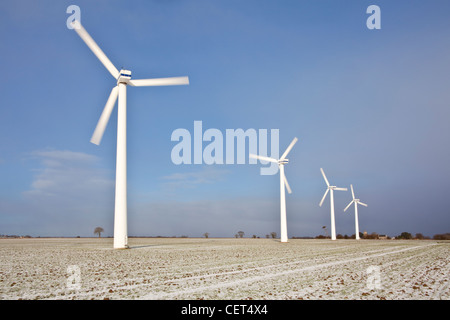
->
0, 238, 448, 300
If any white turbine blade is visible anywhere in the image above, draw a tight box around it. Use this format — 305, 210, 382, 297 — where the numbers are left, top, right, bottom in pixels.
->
280, 137, 298, 161
350, 184, 355, 200
335, 187, 348, 191
71, 20, 120, 79
343, 201, 354, 212
283, 174, 292, 194
249, 154, 278, 163
319, 188, 329, 207
90, 86, 119, 145
359, 202, 368, 207
320, 168, 330, 187
128, 76, 189, 87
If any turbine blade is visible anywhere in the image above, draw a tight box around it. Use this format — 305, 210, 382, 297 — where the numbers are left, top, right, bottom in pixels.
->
128, 76, 189, 87
335, 187, 348, 191
351, 184, 355, 200
319, 188, 329, 207
280, 137, 298, 160
71, 20, 120, 79
343, 201, 353, 212
359, 202, 368, 207
90, 86, 119, 145
284, 173, 292, 194
320, 168, 330, 187
249, 154, 278, 163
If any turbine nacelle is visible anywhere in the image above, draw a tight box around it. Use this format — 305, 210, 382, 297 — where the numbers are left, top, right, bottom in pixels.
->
118, 69, 132, 84
278, 159, 289, 165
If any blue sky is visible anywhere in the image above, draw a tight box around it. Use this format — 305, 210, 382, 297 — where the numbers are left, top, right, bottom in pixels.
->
1, 0, 449, 238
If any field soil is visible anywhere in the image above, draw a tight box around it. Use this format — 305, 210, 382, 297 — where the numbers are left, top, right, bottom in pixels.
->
0, 238, 448, 300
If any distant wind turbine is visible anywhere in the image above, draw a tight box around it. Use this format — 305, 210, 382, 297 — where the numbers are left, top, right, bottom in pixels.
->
250, 137, 298, 243
343, 184, 367, 240
319, 168, 347, 241
71, 20, 189, 249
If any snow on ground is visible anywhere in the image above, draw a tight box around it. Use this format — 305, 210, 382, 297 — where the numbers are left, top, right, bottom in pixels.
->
0, 238, 448, 300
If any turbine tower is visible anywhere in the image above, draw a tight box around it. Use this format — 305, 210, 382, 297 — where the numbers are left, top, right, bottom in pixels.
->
71, 20, 189, 249
319, 168, 347, 241
343, 184, 367, 240
250, 137, 298, 243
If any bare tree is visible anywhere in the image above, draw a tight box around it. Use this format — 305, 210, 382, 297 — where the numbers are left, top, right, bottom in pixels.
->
94, 227, 104, 238
322, 226, 329, 238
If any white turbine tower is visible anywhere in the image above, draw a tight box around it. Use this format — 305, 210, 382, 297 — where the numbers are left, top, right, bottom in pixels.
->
319, 168, 347, 241
250, 137, 298, 243
71, 20, 189, 249
343, 184, 367, 240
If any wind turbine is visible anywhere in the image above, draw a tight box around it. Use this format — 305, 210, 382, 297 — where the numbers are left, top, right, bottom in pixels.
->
250, 137, 298, 243
71, 20, 189, 249
319, 168, 347, 241
343, 184, 367, 240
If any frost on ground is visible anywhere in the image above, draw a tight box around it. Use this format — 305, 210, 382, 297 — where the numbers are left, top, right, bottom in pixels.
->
0, 238, 448, 300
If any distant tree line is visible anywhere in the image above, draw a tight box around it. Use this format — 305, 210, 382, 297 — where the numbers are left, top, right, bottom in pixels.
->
312, 231, 450, 240
315, 234, 362, 239
233, 231, 278, 239
431, 233, 450, 240
393, 232, 450, 240
0, 234, 32, 239
3, 231, 449, 240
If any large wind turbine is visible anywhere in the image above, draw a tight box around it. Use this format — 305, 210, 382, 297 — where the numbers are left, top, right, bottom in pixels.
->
319, 168, 347, 241
250, 137, 298, 243
343, 184, 367, 240
71, 20, 189, 249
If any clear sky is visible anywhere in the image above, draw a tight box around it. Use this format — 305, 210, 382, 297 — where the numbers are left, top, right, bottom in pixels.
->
1, 0, 449, 238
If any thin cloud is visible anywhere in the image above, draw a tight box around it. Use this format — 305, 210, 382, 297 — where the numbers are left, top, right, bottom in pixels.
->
160, 167, 230, 191
24, 149, 112, 199
0, 149, 116, 236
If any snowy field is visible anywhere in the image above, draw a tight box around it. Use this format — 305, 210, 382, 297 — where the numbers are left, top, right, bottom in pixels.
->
0, 238, 448, 300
